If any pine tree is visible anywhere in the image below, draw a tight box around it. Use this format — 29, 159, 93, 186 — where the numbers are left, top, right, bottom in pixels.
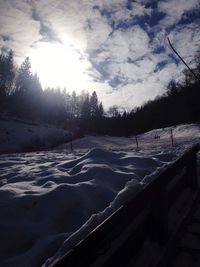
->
108, 105, 119, 117
70, 91, 79, 118
12, 57, 44, 119
0, 50, 15, 112
31, 73, 43, 93
0, 50, 15, 97
81, 94, 91, 118
97, 102, 104, 118
15, 57, 32, 95
90, 91, 98, 117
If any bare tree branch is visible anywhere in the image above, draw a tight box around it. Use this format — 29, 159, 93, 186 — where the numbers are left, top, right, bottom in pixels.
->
167, 37, 200, 83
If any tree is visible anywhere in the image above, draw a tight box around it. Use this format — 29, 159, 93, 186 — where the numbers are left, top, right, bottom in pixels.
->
167, 79, 178, 96
97, 102, 104, 118
81, 94, 91, 118
122, 111, 127, 119
70, 91, 79, 118
0, 50, 15, 110
90, 91, 98, 117
183, 69, 196, 86
31, 73, 43, 93
3, 50, 15, 95
12, 57, 44, 119
108, 105, 119, 117
15, 57, 32, 95
26, 73, 43, 120
64, 91, 72, 119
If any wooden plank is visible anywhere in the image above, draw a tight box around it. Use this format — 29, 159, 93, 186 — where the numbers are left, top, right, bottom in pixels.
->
154, 191, 200, 267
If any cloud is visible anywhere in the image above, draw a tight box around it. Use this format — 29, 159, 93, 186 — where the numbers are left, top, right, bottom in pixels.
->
0, 0, 199, 110
104, 57, 154, 86
168, 23, 200, 67
94, 1, 152, 28
0, 0, 41, 61
102, 60, 184, 110
105, 26, 150, 62
89, 25, 151, 87
158, 0, 199, 28
31, 8, 61, 43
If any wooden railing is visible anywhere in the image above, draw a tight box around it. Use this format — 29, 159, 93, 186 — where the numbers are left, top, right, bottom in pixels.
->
51, 144, 199, 267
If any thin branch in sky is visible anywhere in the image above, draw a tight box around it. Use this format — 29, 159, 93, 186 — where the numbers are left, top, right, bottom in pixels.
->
167, 37, 200, 83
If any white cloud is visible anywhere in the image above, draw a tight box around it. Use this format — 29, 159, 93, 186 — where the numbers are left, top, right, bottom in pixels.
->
105, 26, 150, 62
158, 0, 199, 27
102, 79, 162, 111
0, 0, 199, 110
107, 1, 152, 23
105, 57, 154, 85
0, 0, 41, 61
168, 23, 200, 67
101, 59, 185, 110
131, 2, 152, 17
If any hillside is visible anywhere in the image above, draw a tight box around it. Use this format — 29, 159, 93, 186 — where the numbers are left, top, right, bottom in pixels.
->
0, 117, 68, 154
0, 123, 199, 267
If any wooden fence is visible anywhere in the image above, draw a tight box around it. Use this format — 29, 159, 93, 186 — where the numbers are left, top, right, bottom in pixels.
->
51, 144, 199, 267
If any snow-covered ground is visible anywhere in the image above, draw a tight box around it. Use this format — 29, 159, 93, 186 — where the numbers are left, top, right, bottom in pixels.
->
0, 118, 68, 154
58, 123, 200, 153
0, 123, 199, 267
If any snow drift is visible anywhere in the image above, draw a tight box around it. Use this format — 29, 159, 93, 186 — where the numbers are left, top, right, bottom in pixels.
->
0, 123, 199, 267
0, 147, 178, 267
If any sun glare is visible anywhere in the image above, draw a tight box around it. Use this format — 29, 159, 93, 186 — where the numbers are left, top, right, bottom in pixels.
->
30, 42, 91, 91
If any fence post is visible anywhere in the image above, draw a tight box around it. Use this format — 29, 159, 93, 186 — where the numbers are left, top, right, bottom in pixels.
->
70, 133, 74, 153
170, 128, 174, 147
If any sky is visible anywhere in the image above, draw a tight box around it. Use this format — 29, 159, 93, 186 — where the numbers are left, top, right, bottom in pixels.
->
0, 0, 200, 110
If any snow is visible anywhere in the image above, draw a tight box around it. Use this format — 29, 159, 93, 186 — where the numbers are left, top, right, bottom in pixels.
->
56, 123, 200, 153
0, 118, 68, 154
0, 122, 199, 267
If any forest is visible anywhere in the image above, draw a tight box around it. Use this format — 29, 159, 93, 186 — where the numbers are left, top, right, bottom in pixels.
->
0, 49, 200, 137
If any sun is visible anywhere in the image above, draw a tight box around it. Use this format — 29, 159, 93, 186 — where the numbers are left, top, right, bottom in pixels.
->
29, 42, 91, 91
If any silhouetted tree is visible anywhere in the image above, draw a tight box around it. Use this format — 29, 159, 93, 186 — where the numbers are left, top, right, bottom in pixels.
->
11, 57, 44, 119
81, 94, 90, 118
97, 102, 104, 118
108, 105, 119, 117
15, 57, 32, 95
70, 91, 79, 118
0, 50, 15, 112
90, 91, 98, 117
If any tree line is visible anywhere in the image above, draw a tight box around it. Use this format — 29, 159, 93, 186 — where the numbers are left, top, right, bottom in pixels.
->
0, 51, 104, 129
0, 48, 200, 137
102, 57, 200, 136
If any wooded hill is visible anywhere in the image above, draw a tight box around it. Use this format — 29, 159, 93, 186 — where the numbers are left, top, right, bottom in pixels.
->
0, 49, 199, 137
